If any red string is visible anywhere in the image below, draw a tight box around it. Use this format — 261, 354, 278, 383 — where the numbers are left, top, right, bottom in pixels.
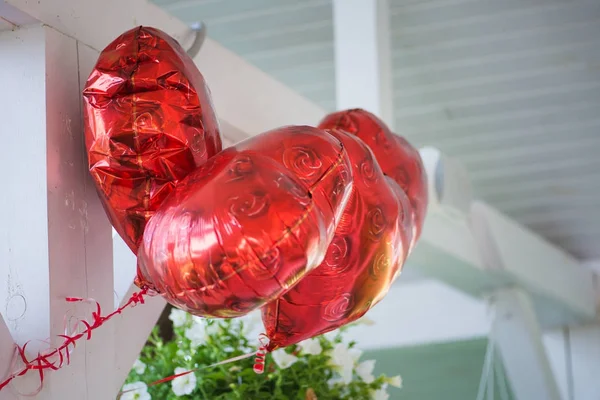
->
0, 288, 149, 393
253, 334, 270, 374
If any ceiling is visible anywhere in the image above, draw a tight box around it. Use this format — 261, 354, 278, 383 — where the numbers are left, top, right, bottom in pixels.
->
154, 0, 600, 260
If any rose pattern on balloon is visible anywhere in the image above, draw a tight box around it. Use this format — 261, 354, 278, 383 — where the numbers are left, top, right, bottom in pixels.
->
83, 26, 222, 257
263, 127, 418, 350
323, 293, 355, 322
228, 191, 271, 219
318, 108, 428, 252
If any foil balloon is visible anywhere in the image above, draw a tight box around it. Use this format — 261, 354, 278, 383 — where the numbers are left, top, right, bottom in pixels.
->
318, 109, 427, 250
263, 129, 415, 350
137, 126, 353, 318
83, 26, 222, 256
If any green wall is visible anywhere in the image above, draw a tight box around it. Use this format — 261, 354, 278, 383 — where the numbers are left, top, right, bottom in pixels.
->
363, 338, 515, 400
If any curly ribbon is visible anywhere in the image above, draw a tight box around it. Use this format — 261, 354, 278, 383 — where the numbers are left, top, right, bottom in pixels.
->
0, 288, 149, 393
253, 333, 270, 374
117, 333, 271, 399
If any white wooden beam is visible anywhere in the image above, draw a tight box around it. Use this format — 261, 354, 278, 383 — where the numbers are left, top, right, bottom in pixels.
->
471, 201, 597, 326
0, 315, 15, 400
2, 0, 325, 139
402, 148, 598, 329
332, 0, 394, 126
40, 25, 90, 399
0, 24, 91, 398
77, 41, 118, 400
0, 24, 51, 352
491, 288, 562, 400
0, 0, 35, 29
113, 284, 166, 393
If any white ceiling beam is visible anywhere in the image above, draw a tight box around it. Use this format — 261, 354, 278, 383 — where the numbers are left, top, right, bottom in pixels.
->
1, 0, 325, 140
332, 0, 394, 127
471, 201, 597, 326
408, 148, 598, 329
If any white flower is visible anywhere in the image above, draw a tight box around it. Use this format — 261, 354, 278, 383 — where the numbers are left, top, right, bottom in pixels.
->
329, 343, 355, 384
205, 322, 220, 336
271, 349, 298, 369
132, 358, 146, 374
298, 338, 322, 355
349, 347, 363, 363
184, 318, 207, 347
169, 308, 188, 328
356, 360, 376, 383
371, 386, 390, 400
121, 381, 151, 400
386, 375, 403, 388
171, 367, 197, 396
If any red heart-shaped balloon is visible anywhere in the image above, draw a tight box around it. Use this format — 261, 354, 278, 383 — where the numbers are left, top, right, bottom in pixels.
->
137, 126, 353, 318
83, 26, 222, 256
319, 109, 427, 250
263, 128, 415, 350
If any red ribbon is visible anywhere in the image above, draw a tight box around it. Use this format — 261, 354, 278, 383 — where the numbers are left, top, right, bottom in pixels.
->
0, 288, 149, 393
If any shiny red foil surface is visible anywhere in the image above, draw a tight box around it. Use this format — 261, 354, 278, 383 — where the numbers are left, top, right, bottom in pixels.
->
319, 109, 428, 250
263, 128, 415, 350
137, 126, 353, 318
83, 26, 222, 255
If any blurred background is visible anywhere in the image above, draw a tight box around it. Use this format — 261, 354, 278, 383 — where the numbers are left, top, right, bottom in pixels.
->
149, 1, 600, 399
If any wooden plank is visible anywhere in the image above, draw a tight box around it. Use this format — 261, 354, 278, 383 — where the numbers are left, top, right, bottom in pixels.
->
113, 284, 166, 393
0, 315, 16, 400
5, 0, 326, 138
471, 201, 597, 325
77, 41, 118, 400
491, 289, 562, 400
0, 17, 15, 31
332, 0, 394, 126
0, 24, 50, 352
570, 324, 600, 400
40, 25, 89, 399
0, 0, 35, 28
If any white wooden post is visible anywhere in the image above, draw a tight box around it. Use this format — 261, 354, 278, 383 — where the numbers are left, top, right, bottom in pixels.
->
490, 288, 562, 400
0, 315, 14, 400
332, 0, 394, 127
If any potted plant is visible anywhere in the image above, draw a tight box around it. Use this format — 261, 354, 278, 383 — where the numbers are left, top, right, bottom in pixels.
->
121, 309, 402, 400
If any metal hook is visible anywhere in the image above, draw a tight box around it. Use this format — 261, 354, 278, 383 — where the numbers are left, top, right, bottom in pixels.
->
186, 22, 207, 59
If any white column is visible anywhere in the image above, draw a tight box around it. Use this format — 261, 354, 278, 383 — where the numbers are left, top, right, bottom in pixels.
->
0, 25, 119, 398
491, 289, 562, 400
0, 24, 50, 353
332, 0, 394, 127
